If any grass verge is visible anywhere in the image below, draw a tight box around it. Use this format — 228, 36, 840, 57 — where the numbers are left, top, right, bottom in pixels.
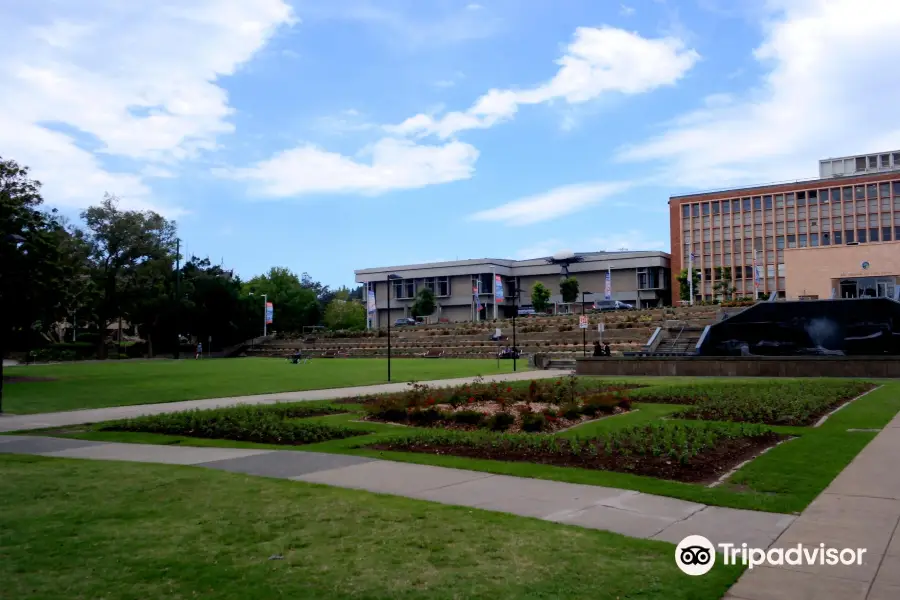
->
0, 454, 741, 600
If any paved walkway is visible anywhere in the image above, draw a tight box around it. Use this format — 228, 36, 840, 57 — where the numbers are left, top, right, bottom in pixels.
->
0, 434, 795, 548
725, 410, 900, 600
0, 370, 566, 433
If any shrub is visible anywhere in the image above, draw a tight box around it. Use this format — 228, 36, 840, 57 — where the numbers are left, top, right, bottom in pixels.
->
521, 412, 547, 432
453, 410, 486, 426
408, 407, 447, 426
487, 412, 515, 431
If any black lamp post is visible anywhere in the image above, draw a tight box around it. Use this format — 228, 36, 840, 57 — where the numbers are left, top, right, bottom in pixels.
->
386, 274, 402, 381
510, 287, 527, 372
1, 234, 26, 414
581, 291, 593, 357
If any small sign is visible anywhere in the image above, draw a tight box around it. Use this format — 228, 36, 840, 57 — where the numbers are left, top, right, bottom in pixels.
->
208, 335, 212, 342
579, 315, 589, 329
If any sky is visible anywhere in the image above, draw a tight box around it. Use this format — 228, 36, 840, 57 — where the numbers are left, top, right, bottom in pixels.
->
3, 0, 900, 288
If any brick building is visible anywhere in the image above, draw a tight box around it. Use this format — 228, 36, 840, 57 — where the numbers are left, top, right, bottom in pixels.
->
668, 151, 900, 302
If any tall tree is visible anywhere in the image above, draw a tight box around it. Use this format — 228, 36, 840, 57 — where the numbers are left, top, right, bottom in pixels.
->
410, 287, 437, 318
81, 194, 178, 357
677, 268, 701, 302
323, 299, 366, 331
559, 277, 579, 304
530, 282, 551, 313
244, 267, 320, 334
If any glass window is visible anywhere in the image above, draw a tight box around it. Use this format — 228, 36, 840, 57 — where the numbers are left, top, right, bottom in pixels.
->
880, 183, 891, 197
691, 204, 700, 217
822, 232, 831, 246
787, 234, 797, 248
845, 230, 855, 243
870, 228, 879, 242
786, 193, 795, 207
712, 201, 720, 215
856, 157, 867, 171
867, 184, 877, 199
702, 203, 710, 215
799, 234, 807, 247
896, 226, 900, 240
776, 236, 785, 249
842, 187, 853, 201
722, 199, 730, 213
764, 195, 773, 209
884, 227, 893, 242
732, 199, 740, 212
744, 266, 753, 279
894, 181, 900, 196
753, 196, 762, 210
742, 198, 751, 211
869, 155, 878, 169
681, 204, 690, 217
810, 233, 819, 247
834, 231, 843, 244
437, 277, 450, 296
858, 229, 867, 243
855, 186, 865, 200
775, 194, 784, 208
809, 189, 818, 203
830, 188, 840, 202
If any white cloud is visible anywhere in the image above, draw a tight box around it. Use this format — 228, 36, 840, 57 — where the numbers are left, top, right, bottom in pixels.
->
620, 4, 636, 16
312, 110, 376, 135
0, 0, 295, 214
513, 230, 667, 260
217, 137, 479, 196
387, 26, 699, 139
466, 3, 484, 10
616, 0, 900, 189
469, 181, 633, 226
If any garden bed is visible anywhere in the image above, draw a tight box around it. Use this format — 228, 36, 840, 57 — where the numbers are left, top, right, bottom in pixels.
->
360, 377, 640, 433
101, 403, 367, 446
632, 380, 875, 426
370, 423, 787, 483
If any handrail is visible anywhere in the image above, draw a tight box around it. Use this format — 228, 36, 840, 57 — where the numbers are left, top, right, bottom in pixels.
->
695, 325, 712, 351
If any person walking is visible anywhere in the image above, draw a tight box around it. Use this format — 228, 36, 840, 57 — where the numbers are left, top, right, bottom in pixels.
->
195, 342, 203, 359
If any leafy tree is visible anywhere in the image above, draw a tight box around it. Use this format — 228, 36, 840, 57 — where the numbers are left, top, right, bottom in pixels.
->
2, 158, 91, 354
530, 282, 551, 313
559, 276, 579, 304
80, 194, 178, 358
410, 287, 436, 318
324, 299, 366, 330
676, 268, 701, 302
244, 267, 320, 334
713, 267, 736, 300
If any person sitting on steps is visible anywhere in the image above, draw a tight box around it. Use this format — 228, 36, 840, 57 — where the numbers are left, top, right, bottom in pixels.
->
592, 341, 603, 357
604, 343, 611, 356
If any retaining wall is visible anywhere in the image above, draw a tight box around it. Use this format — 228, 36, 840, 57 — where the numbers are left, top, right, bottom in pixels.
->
576, 356, 900, 378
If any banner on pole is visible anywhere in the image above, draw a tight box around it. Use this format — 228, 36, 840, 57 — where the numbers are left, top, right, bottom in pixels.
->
367, 289, 376, 314
474, 285, 482, 311
604, 269, 612, 300
579, 315, 588, 329
494, 275, 504, 302
598, 322, 604, 333
265, 302, 274, 324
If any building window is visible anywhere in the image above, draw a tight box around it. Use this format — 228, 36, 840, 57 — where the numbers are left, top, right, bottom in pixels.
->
834, 231, 843, 244
809, 189, 818, 203
744, 266, 753, 279
855, 186, 865, 200
896, 226, 900, 240
764, 195, 773, 209
722, 200, 730, 213
776, 236, 785, 249
437, 276, 450, 297
842, 187, 853, 201
742, 198, 751, 212
845, 230, 855, 243
884, 227, 893, 242
702, 203, 710, 216
422, 277, 435, 293
870, 228, 879, 242
681, 204, 690, 217
732, 199, 741, 212
830, 188, 840, 202
799, 234, 807, 248
822, 232, 831, 246
880, 183, 891, 197
787, 234, 797, 248
869, 155, 878, 169
894, 181, 900, 196
405, 280, 415, 298
810, 233, 819, 247
753, 196, 762, 210
857, 229, 867, 243
856, 157, 867, 171
775, 194, 784, 208
691, 203, 700, 217
712, 201, 720, 215
786, 193, 795, 207
703, 268, 712, 281
797, 191, 806, 206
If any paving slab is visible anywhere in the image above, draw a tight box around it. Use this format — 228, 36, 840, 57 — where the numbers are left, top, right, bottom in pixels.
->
198, 451, 375, 478
292, 460, 494, 495
726, 565, 869, 600
0, 436, 106, 454
868, 580, 900, 600
410, 473, 629, 504
653, 506, 796, 549
802, 493, 900, 530
597, 490, 705, 520
41, 443, 273, 465
548, 504, 678, 538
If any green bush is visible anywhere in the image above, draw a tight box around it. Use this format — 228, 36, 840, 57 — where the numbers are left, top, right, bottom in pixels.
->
521, 412, 547, 432
487, 412, 515, 431
453, 410, 486, 426
102, 404, 362, 445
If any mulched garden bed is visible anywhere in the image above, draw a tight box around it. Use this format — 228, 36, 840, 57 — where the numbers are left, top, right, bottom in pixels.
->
371, 424, 787, 484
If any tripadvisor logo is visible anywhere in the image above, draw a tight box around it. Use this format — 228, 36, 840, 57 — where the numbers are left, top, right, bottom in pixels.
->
676, 535, 868, 576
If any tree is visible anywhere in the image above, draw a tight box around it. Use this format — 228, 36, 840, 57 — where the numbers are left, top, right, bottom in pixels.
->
81, 194, 178, 357
323, 299, 366, 330
410, 287, 436, 318
244, 267, 320, 334
559, 276, 579, 304
713, 267, 736, 300
676, 268, 701, 302
531, 282, 551, 313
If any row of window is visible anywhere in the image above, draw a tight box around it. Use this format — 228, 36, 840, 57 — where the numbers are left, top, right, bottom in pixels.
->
683, 196, 900, 227
680, 181, 900, 217
391, 276, 451, 299
686, 225, 900, 253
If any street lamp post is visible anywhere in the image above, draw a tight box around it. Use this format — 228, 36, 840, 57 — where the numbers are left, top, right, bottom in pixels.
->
581, 291, 593, 357
386, 274, 401, 381
1, 234, 26, 414
510, 287, 527, 372
249, 292, 268, 339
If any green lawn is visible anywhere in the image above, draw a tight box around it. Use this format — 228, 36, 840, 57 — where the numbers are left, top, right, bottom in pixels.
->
0, 454, 742, 600
57, 378, 900, 514
2, 357, 524, 414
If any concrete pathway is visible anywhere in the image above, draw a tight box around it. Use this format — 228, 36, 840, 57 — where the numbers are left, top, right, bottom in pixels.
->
0, 370, 566, 433
725, 411, 900, 600
0, 434, 795, 548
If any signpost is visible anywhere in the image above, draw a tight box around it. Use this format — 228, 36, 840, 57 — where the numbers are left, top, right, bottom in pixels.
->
579, 315, 589, 356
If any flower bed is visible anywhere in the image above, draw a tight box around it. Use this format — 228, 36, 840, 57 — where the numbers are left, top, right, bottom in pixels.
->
369, 422, 785, 483
360, 377, 641, 433
631, 380, 875, 426
102, 404, 368, 445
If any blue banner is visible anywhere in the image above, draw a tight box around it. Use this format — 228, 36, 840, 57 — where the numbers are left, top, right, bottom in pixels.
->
367, 289, 376, 314
265, 302, 274, 324
494, 275, 504, 302
604, 269, 612, 300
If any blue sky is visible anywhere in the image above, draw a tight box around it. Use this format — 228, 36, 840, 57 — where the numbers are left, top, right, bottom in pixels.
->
3, 0, 899, 288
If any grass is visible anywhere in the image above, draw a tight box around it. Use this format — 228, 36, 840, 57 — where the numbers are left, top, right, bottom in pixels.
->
51, 378, 900, 514
2, 357, 525, 414
0, 454, 742, 600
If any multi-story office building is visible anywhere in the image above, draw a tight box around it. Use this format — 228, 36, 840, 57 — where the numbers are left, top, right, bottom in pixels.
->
355, 251, 671, 326
669, 151, 900, 302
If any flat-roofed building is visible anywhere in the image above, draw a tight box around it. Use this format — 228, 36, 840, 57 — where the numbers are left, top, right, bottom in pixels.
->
669, 151, 900, 302
355, 251, 671, 326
